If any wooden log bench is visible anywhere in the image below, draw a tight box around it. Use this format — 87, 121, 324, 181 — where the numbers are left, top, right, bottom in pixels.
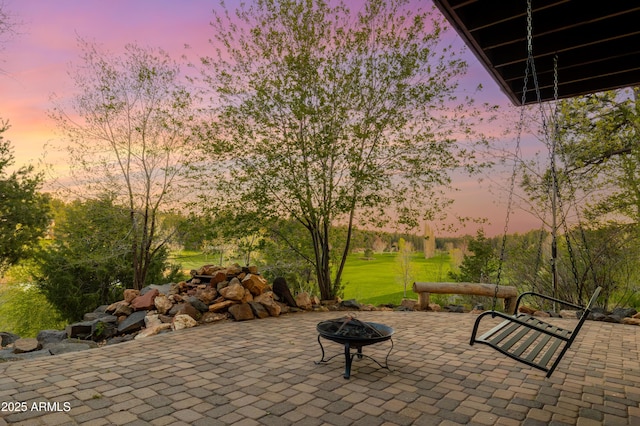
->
412, 282, 518, 314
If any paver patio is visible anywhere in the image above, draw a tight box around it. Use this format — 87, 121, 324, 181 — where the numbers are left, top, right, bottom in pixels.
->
1, 310, 639, 425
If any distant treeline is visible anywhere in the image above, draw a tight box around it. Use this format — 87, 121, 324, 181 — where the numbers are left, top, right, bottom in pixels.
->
341, 226, 465, 254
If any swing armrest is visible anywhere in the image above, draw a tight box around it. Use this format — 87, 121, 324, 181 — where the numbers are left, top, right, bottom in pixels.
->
513, 291, 584, 313
470, 309, 571, 345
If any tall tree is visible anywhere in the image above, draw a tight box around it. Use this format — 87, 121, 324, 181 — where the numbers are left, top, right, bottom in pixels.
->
0, 121, 50, 274
50, 40, 200, 290
201, 0, 493, 300
556, 88, 640, 225
396, 238, 415, 298
449, 229, 498, 284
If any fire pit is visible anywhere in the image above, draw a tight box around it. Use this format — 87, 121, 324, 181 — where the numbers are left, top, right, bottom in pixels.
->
315, 316, 394, 379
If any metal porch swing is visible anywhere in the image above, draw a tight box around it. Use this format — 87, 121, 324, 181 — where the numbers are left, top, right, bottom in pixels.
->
468, 0, 601, 378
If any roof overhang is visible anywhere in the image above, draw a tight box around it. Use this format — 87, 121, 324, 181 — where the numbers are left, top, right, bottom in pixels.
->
433, 0, 640, 105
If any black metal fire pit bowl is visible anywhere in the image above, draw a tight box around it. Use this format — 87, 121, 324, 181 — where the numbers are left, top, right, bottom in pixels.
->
315, 316, 394, 379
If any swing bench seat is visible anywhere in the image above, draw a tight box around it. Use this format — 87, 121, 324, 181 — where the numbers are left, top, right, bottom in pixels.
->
470, 287, 601, 377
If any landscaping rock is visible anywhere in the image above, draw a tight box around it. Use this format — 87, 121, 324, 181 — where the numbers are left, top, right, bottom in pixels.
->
135, 323, 172, 339
47, 339, 98, 355
2, 348, 52, 360
175, 302, 201, 321
117, 310, 148, 334
154, 294, 173, 314
228, 303, 255, 321
66, 321, 96, 339
219, 282, 245, 301
130, 288, 159, 311
248, 301, 270, 319
123, 289, 140, 303
13, 338, 42, 353
195, 287, 218, 305
147, 283, 174, 295
254, 292, 281, 317
172, 314, 197, 331
242, 274, 269, 296
37, 330, 67, 346
187, 296, 209, 313
0, 331, 20, 347
340, 299, 362, 310
200, 312, 228, 323
560, 310, 580, 319
209, 299, 237, 312
612, 307, 637, 318
400, 299, 418, 311
295, 292, 313, 310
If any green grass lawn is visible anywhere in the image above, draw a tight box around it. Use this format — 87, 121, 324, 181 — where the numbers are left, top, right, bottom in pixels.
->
170, 250, 221, 271
341, 251, 453, 305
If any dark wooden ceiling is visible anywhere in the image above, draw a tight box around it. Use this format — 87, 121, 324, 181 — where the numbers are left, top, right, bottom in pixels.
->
433, 0, 640, 105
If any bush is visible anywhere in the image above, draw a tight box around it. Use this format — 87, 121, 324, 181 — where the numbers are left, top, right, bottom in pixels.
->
0, 264, 66, 337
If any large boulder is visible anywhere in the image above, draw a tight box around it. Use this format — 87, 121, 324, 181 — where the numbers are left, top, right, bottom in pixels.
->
272, 277, 297, 307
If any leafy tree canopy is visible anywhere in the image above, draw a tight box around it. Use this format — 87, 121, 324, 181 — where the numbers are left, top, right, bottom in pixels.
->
555, 87, 640, 225
49, 40, 201, 289
0, 121, 51, 274
201, 0, 494, 299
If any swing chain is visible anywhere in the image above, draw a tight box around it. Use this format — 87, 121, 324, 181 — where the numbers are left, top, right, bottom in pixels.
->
491, 0, 534, 312
551, 55, 586, 298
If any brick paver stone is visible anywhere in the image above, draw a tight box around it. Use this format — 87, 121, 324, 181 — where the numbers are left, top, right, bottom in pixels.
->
0, 311, 638, 425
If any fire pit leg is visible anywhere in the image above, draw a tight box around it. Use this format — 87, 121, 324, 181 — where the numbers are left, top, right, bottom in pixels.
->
344, 342, 352, 379
315, 335, 342, 365
316, 335, 327, 363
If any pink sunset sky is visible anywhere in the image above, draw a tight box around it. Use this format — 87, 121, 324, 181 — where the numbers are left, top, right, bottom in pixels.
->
0, 0, 544, 237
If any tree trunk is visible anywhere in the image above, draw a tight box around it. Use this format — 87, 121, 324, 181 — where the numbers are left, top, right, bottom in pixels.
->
309, 221, 334, 301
